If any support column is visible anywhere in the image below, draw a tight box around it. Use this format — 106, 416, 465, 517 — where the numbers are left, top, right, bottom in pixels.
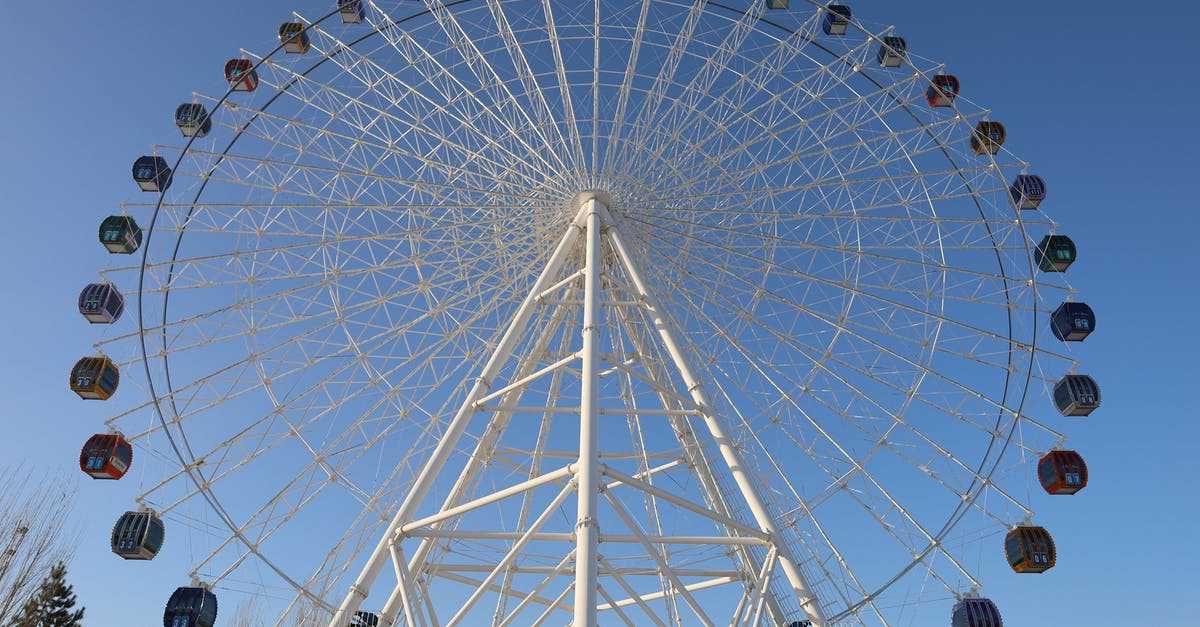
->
596, 203, 828, 627
573, 196, 603, 626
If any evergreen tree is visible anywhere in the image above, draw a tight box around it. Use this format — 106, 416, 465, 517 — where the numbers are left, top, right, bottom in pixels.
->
13, 562, 84, 627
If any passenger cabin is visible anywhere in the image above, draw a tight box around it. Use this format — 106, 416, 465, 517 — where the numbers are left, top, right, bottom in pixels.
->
164, 586, 218, 627
70, 357, 119, 400
767, 0, 788, 8
1009, 174, 1046, 210
1050, 301, 1095, 342
78, 283, 125, 324
821, 5, 852, 35
876, 36, 906, 67
1039, 450, 1088, 495
279, 22, 310, 54
970, 121, 1006, 155
351, 611, 380, 627
1005, 526, 1056, 573
951, 597, 1002, 627
99, 215, 143, 254
1054, 374, 1100, 416
132, 156, 172, 193
339, 0, 365, 24
80, 433, 133, 480
925, 75, 959, 107
175, 103, 212, 138
225, 59, 259, 92
1035, 234, 1076, 272
111, 510, 165, 560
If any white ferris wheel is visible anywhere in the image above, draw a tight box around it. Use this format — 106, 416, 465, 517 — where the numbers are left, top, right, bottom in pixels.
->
80, 1, 1096, 625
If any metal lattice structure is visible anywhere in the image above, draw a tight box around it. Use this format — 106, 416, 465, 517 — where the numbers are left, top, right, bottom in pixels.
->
94, 1, 1081, 624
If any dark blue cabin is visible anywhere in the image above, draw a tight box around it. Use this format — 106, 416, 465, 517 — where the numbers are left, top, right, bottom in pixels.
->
225, 59, 259, 92
1009, 174, 1046, 210
970, 121, 1005, 155
1035, 234, 1076, 272
175, 103, 212, 138
951, 597, 1002, 627
78, 283, 125, 324
164, 586, 218, 627
1039, 450, 1088, 495
71, 357, 119, 400
339, 0, 365, 24
111, 510, 165, 560
351, 611, 380, 626
821, 5, 852, 35
133, 156, 172, 193
1050, 302, 1095, 342
925, 74, 959, 107
279, 22, 311, 54
99, 215, 143, 254
1053, 374, 1100, 416
876, 36, 906, 67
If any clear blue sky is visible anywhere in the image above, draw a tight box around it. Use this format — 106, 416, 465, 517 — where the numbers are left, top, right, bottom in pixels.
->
0, 1, 1194, 624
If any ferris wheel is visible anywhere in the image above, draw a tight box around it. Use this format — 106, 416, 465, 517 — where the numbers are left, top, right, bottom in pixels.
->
75, 1, 1100, 625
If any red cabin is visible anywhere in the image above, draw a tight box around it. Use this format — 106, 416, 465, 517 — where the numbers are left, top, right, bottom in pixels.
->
80, 433, 133, 480
224, 59, 259, 92
1038, 450, 1088, 495
925, 74, 959, 107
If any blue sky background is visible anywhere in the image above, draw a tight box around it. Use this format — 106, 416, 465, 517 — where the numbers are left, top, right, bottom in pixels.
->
0, 1, 1194, 624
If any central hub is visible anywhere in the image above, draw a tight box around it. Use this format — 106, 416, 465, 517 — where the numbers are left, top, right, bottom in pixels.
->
568, 189, 613, 214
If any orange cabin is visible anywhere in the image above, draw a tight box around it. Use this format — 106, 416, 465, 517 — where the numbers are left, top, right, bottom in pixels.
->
70, 357, 119, 400
225, 59, 259, 92
279, 22, 310, 54
969, 121, 1006, 155
80, 433, 133, 480
1005, 526, 1056, 573
925, 75, 959, 107
1038, 450, 1088, 495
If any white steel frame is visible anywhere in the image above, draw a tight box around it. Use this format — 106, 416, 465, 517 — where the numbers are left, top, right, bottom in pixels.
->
331, 197, 826, 626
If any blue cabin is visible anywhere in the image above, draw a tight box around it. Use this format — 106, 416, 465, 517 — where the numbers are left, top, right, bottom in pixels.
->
876, 36, 906, 67
225, 59, 259, 92
279, 22, 311, 54
1053, 374, 1100, 416
821, 5, 852, 35
99, 215, 143, 254
1050, 301, 1095, 342
78, 283, 125, 324
175, 103, 212, 138
1009, 174, 1046, 210
970, 121, 1006, 155
351, 611, 380, 627
70, 357, 119, 400
1035, 234, 1076, 272
951, 597, 1002, 627
164, 586, 218, 627
133, 156, 172, 193
339, 0, 365, 24
925, 75, 959, 107
111, 510, 165, 560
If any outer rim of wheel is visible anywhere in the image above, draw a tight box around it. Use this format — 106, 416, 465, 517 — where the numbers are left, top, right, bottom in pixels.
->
130, 0, 1058, 617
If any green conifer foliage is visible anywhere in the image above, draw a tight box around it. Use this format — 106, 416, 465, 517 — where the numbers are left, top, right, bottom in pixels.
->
13, 562, 84, 627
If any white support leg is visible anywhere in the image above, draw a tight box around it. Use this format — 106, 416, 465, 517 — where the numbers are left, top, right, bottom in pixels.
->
573, 197, 603, 626
597, 204, 828, 627
329, 205, 589, 627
